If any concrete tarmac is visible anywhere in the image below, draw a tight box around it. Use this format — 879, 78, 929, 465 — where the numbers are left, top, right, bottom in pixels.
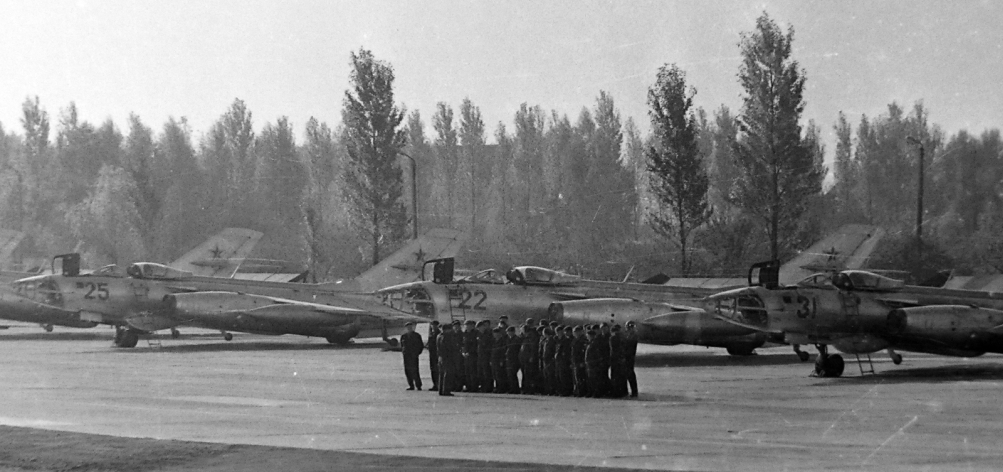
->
2, 323, 1003, 471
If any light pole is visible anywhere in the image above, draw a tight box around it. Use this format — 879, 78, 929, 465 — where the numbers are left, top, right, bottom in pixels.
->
398, 150, 418, 240
907, 136, 925, 262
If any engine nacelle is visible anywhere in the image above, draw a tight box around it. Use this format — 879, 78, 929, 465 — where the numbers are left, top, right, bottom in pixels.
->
886, 305, 1003, 352
165, 291, 276, 316
549, 298, 762, 348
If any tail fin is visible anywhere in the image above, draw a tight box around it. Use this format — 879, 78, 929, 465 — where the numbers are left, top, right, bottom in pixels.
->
0, 229, 24, 269
345, 228, 467, 292
778, 224, 885, 285
169, 228, 264, 277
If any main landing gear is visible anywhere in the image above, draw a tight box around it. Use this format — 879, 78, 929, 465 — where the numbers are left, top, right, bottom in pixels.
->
41, 323, 54, 333
170, 328, 180, 339
888, 348, 902, 365
793, 344, 811, 362
221, 331, 233, 341
813, 344, 845, 378
112, 326, 141, 348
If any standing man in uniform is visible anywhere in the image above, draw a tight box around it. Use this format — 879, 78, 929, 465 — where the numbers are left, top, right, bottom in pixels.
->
497, 315, 509, 331
624, 321, 639, 397
450, 320, 464, 392
585, 328, 604, 398
427, 321, 441, 392
597, 323, 612, 396
571, 326, 589, 397
461, 320, 479, 392
505, 326, 521, 394
400, 322, 424, 391
541, 327, 557, 395
519, 319, 539, 394
556, 326, 574, 396
436, 322, 455, 396
609, 324, 628, 398
477, 321, 494, 393
490, 327, 507, 393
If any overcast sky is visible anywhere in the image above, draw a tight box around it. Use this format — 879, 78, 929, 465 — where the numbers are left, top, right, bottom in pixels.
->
1, 1, 1000, 165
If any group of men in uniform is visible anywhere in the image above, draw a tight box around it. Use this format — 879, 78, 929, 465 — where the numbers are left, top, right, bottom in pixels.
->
404, 315, 639, 398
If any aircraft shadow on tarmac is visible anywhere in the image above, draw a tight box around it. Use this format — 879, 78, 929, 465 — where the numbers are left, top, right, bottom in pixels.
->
635, 351, 804, 368
130, 339, 392, 353
0, 332, 227, 342
834, 362, 1003, 384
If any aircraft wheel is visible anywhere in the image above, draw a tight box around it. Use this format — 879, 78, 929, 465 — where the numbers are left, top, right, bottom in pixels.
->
797, 351, 810, 362
223, 332, 233, 342
113, 326, 125, 346
386, 338, 399, 348
43, 324, 54, 332
726, 346, 755, 356
119, 330, 140, 348
817, 354, 845, 378
891, 353, 903, 365
326, 334, 352, 345
171, 328, 180, 339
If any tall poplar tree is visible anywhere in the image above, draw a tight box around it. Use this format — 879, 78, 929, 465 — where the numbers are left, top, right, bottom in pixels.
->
341, 48, 408, 266
646, 64, 712, 274
731, 13, 823, 261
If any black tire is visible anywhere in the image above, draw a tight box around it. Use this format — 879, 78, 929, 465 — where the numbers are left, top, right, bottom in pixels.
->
43, 324, 53, 332
726, 346, 755, 356
119, 330, 140, 348
113, 327, 125, 346
387, 338, 400, 348
797, 351, 811, 362
171, 328, 180, 339
223, 332, 233, 341
891, 353, 903, 365
326, 334, 352, 345
824, 354, 845, 377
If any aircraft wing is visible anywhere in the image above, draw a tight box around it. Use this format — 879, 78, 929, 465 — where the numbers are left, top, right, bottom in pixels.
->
167, 291, 427, 327
712, 312, 784, 335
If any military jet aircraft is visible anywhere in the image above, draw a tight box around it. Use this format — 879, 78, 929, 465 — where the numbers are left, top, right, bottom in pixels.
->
378, 225, 884, 356
709, 260, 1003, 377
0, 228, 264, 333
9, 229, 465, 347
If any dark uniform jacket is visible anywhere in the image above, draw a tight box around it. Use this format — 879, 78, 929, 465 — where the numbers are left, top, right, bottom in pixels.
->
462, 330, 479, 360
477, 330, 493, 360
520, 330, 539, 361
427, 325, 441, 355
585, 336, 604, 367
571, 336, 588, 366
490, 336, 507, 366
624, 331, 639, 367
542, 335, 558, 364
506, 334, 522, 368
609, 333, 625, 365
555, 335, 571, 364
401, 331, 424, 358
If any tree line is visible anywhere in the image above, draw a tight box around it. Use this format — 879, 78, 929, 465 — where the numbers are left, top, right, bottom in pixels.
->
0, 12, 998, 281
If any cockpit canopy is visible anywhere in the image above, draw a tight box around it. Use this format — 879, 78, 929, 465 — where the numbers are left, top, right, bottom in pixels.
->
505, 266, 580, 286
832, 270, 904, 292
126, 262, 193, 280
91, 264, 126, 278
457, 269, 506, 284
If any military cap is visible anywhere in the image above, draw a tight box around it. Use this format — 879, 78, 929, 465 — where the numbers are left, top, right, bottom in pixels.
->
549, 321, 559, 327
626, 321, 636, 327
544, 327, 554, 335
452, 320, 462, 325
506, 326, 516, 332
430, 320, 440, 326
499, 315, 509, 320
572, 326, 583, 332
600, 322, 609, 328
464, 319, 476, 325
404, 321, 414, 327
564, 326, 573, 333
525, 318, 535, 326
492, 327, 502, 333
536, 326, 545, 334
611, 324, 622, 332
586, 329, 596, 336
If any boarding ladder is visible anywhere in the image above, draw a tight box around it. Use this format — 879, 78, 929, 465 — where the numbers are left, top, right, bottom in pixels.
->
145, 333, 162, 349
854, 353, 875, 375
445, 286, 467, 323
